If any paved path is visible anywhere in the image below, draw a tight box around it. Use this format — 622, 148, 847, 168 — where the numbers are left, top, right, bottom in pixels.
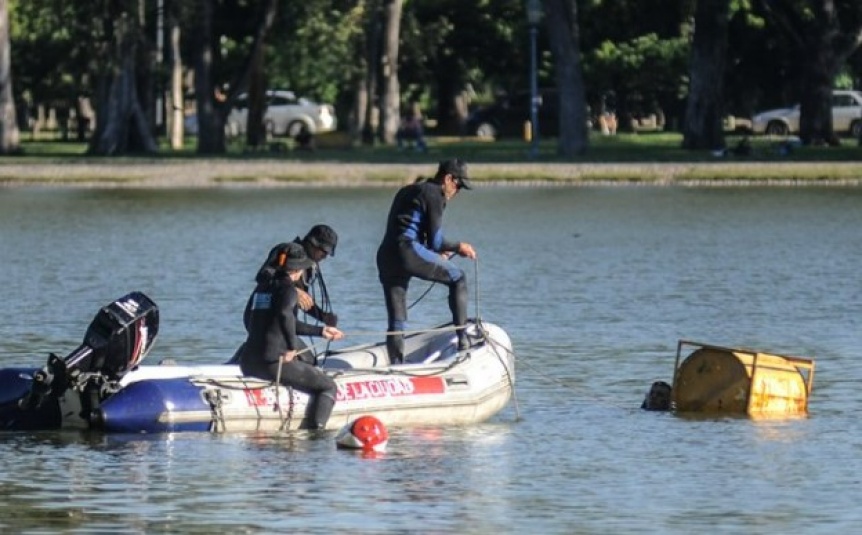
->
1, 160, 862, 187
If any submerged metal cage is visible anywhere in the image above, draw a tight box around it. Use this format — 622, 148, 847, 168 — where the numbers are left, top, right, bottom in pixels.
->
671, 340, 815, 417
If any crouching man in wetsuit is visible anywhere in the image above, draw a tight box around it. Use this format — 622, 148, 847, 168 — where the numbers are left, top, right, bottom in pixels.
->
226, 224, 339, 366
257, 224, 339, 327
376, 158, 478, 364
239, 242, 344, 429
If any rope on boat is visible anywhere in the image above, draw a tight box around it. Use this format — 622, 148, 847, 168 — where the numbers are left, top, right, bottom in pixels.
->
274, 354, 286, 427
408, 281, 437, 310
205, 257, 520, 423
405, 252, 459, 311
492, 344, 629, 410
339, 323, 465, 338
474, 256, 481, 322
302, 267, 335, 366
311, 258, 522, 420
279, 386, 295, 432
273, 346, 314, 431
200, 375, 299, 431
472, 258, 521, 421
204, 376, 271, 431
318, 258, 521, 412
322, 321, 475, 379
205, 388, 226, 432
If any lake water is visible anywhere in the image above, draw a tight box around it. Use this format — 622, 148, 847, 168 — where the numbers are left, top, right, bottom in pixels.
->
1, 185, 861, 533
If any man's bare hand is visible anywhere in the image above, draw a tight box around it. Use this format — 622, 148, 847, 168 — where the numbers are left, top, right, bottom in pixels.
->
457, 242, 477, 260
322, 326, 344, 341
296, 288, 314, 311
281, 350, 297, 363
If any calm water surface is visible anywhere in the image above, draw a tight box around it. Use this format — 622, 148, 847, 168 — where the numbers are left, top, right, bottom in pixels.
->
1, 185, 861, 534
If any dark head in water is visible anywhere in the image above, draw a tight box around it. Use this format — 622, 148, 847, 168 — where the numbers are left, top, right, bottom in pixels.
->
641, 381, 672, 411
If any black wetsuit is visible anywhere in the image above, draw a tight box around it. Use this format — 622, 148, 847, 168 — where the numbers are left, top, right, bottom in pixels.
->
225, 240, 333, 366
259, 238, 334, 325
239, 275, 337, 428
376, 180, 468, 363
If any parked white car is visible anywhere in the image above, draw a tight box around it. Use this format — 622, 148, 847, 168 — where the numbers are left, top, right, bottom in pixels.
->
226, 90, 337, 138
751, 90, 862, 137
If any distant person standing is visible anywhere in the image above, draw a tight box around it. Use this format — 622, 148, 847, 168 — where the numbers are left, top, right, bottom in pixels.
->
376, 158, 477, 364
396, 111, 427, 152
598, 91, 617, 135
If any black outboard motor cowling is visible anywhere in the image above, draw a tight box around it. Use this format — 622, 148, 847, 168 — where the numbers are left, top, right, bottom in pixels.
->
70, 291, 159, 379
19, 292, 159, 411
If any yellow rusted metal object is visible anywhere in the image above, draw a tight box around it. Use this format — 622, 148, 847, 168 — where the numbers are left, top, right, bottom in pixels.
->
671, 340, 815, 417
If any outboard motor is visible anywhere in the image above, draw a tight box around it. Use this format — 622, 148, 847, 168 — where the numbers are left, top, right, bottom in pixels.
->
18, 291, 159, 414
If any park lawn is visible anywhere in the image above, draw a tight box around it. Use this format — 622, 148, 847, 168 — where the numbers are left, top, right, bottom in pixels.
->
10, 130, 862, 163
3, 131, 862, 185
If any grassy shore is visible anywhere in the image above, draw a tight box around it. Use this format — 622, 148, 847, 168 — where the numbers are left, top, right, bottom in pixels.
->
1, 132, 861, 187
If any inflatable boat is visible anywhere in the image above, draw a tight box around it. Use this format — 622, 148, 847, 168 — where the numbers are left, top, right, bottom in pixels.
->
0, 292, 516, 433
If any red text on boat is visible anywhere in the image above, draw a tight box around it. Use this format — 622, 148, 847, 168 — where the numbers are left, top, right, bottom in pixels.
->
337, 376, 445, 402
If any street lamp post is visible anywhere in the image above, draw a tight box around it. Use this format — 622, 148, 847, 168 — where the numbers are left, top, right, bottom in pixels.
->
526, 0, 542, 159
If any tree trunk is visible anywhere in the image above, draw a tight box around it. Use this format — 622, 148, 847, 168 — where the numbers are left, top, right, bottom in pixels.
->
798, 68, 837, 146
137, 0, 156, 141
544, 0, 589, 157
758, 0, 862, 146
193, 0, 277, 154
433, 56, 465, 135
362, 2, 383, 145
168, 5, 184, 149
88, 8, 158, 156
798, 38, 840, 146
90, 49, 158, 155
682, 0, 729, 151
353, 75, 368, 144
0, 0, 19, 154
194, 0, 225, 154
242, 0, 278, 148
246, 49, 268, 148
380, 0, 403, 144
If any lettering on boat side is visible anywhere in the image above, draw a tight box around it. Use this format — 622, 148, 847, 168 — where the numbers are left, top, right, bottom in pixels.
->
336, 377, 446, 402
243, 387, 300, 407
240, 377, 446, 407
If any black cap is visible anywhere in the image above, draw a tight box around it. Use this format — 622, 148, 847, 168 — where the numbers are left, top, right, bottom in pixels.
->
277, 242, 314, 271
304, 224, 338, 256
436, 158, 472, 190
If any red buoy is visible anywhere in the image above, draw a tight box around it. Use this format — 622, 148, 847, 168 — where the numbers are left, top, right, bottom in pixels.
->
335, 415, 389, 452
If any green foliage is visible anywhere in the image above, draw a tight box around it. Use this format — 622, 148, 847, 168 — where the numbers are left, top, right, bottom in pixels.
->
405, 0, 524, 98
833, 71, 854, 90
7, 0, 862, 153
266, 1, 363, 104
584, 33, 689, 115
9, 0, 102, 104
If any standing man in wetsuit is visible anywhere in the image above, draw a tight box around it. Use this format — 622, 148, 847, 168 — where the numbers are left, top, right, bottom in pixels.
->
239, 242, 344, 429
376, 158, 478, 364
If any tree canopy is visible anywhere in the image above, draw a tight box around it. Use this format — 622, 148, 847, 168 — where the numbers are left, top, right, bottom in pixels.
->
4, 0, 862, 155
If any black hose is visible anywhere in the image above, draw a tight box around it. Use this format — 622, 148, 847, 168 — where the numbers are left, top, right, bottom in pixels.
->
408, 282, 437, 310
